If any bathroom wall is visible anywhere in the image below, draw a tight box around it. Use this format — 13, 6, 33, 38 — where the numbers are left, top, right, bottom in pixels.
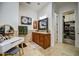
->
0, 2, 19, 32
75, 2, 79, 48
19, 3, 37, 32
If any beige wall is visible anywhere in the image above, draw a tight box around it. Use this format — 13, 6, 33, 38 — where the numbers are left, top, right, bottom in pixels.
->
19, 3, 37, 32
0, 2, 19, 32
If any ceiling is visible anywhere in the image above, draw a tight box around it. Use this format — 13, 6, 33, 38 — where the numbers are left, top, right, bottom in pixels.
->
55, 2, 77, 7
19, 2, 49, 12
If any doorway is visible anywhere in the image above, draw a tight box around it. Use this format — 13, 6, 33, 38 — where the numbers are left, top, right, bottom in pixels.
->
63, 10, 75, 45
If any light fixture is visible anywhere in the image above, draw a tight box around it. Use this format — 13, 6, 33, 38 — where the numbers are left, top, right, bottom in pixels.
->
37, 3, 40, 5
26, 2, 31, 4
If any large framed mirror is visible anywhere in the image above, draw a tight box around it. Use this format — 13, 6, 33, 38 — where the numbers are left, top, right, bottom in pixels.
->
0, 25, 14, 39
38, 18, 48, 31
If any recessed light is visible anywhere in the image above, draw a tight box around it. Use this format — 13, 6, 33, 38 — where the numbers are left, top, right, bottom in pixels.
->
26, 2, 31, 4
37, 3, 40, 5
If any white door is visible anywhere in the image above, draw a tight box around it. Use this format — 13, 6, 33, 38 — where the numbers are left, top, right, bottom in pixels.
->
75, 3, 79, 48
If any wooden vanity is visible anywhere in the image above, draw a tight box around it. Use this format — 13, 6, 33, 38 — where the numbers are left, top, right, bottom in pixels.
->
32, 32, 51, 49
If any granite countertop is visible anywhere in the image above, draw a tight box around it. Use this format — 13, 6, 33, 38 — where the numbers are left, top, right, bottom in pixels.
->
33, 31, 50, 34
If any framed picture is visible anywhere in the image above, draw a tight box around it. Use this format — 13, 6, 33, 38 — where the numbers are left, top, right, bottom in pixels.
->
21, 16, 32, 25
33, 21, 38, 29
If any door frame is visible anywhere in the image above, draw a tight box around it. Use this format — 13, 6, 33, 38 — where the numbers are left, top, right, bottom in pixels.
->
57, 9, 76, 46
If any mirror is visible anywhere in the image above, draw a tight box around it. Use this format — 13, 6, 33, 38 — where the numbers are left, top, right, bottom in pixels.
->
38, 18, 48, 31
0, 25, 14, 39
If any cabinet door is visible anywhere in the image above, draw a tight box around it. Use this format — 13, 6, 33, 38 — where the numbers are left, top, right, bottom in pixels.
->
32, 33, 35, 42
32, 33, 39, 44
36, 33, 39, 44
34, 33, 38, 43
44, 35, 50, 49
39, 34, 44, 47
34, 33, 37, 43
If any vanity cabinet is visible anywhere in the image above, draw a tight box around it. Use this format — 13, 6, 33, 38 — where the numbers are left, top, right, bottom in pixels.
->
32, 32, 50, 49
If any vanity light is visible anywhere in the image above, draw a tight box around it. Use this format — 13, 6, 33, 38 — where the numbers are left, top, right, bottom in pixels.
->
39, 16, 47, 19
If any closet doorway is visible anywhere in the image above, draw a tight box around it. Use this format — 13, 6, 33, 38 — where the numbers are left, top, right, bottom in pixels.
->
63, 10, 75, 45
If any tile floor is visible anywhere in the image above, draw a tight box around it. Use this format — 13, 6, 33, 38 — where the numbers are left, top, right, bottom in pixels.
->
23, 41, 79, 56
22, 33, 79, 56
